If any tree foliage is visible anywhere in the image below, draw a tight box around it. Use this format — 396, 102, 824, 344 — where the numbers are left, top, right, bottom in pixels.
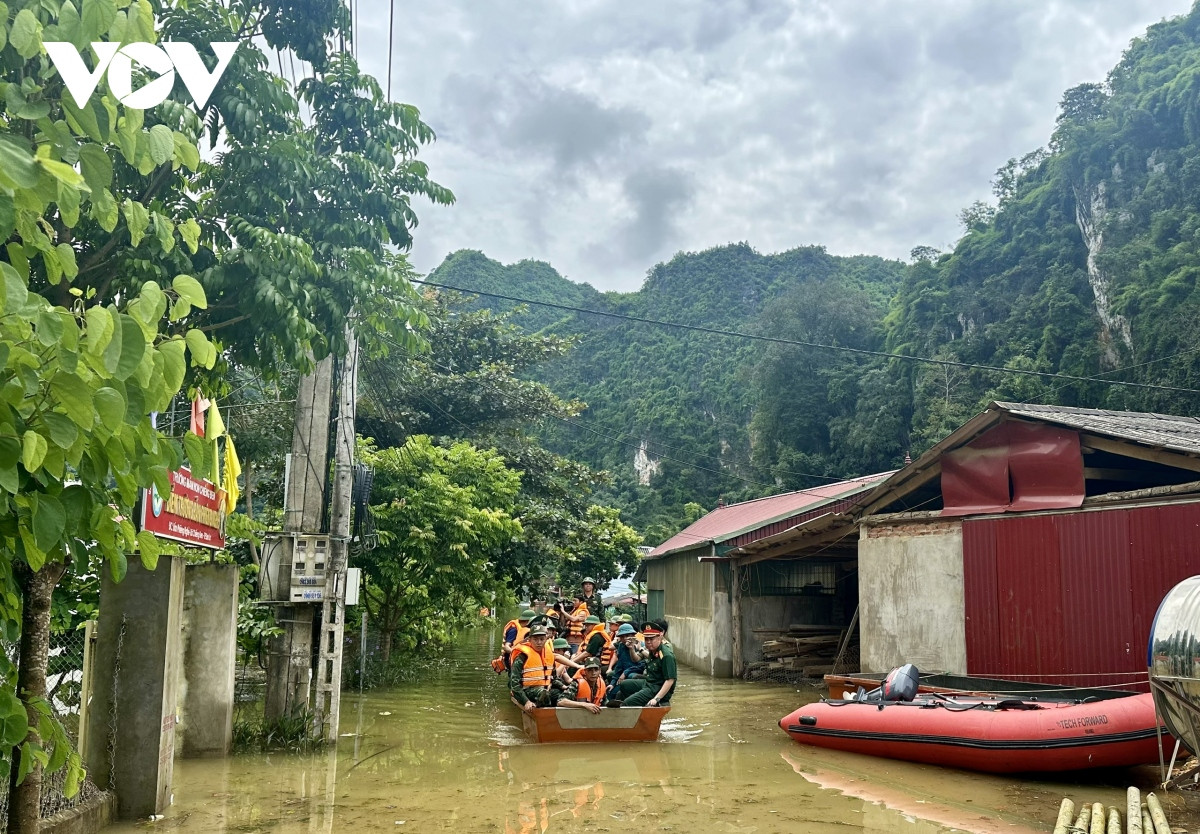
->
357, 437, 521, 660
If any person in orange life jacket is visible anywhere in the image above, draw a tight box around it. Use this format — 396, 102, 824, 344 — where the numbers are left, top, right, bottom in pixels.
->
603, 618, 621, 677
559, 658, 607, 714
565, 595, 590, 653
607, 620, 675, 707
573, 615, 613, 666
510, 625, 557, 711
503, 609, 536, 656
607, 622, 646, 685
550, 637, 581, 688
490, 608, 536, 674
580, 577, 603, 620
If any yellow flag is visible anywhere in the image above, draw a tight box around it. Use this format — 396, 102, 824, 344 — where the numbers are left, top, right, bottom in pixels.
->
206, 402, 226, 485
223, 436, 242, 514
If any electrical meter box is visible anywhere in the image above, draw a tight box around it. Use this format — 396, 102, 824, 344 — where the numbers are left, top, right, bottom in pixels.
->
259, 532, 330, 603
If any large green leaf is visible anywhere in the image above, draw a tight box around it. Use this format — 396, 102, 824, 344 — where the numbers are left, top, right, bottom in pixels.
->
182, 431, 209, 476
172, 274, 207, 309
41, 412, 79, 450
107, 314, 146, 380
93, 386, 125, 431
184, 328, 215, 369
123, 199, 149, 248
0, 689, 29, 748
21, 431, 47, 472
0, 135, 38, 190
49, 374, 95, 429
0, 436, 20, 493
9, 8, 42, 59
30, 493, 65, 553
136, 530, 160, 570
147, 125, 173, 166
78, 143, 113, 194
84, 305, 115, 356
81, 0, 118, 40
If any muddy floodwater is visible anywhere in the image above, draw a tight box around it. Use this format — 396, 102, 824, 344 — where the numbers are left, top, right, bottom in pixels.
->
110, 628, 1200, 833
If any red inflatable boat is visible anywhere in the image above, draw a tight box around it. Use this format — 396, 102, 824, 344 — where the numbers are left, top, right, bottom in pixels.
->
779, 692, 1167, 773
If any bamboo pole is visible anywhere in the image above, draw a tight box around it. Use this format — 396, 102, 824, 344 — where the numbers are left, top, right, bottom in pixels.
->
1141, 809, 1153, 834
1145, 793, 1170, 834
1107, 806, 1121, 834
1090, 802, 1106, 834
1052, 798, 1075, 834
1126, 787, 1142, 834
1074, 805, 1092, 834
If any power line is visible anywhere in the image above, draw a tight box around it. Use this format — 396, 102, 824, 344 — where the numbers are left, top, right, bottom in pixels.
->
410, 278, 1200, 396
370, 334, 876, 494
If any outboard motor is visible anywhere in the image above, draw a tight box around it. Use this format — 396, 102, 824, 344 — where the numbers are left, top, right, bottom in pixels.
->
881, 663, 920, 702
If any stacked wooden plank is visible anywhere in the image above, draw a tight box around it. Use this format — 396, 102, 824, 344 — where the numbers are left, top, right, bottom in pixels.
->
746, 625, 848, 679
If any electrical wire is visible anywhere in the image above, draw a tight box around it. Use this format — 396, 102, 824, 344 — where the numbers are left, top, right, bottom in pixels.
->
411, 278, 1200, 396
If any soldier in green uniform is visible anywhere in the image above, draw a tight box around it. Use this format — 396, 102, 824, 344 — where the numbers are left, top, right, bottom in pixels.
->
607, 621, 675, 707
509, 625, 557, 712
581, 577, 604, 619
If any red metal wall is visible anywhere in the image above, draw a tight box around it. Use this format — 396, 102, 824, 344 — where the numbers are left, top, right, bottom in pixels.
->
962, 501, 1200, 690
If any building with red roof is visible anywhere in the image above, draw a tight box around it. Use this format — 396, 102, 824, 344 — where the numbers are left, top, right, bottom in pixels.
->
636, 473, 890, 677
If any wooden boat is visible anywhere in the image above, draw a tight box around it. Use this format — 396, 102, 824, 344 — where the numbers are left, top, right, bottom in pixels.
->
779, 691, 1165, 773
824, 671, 1139, 701
512, 698, 670, 743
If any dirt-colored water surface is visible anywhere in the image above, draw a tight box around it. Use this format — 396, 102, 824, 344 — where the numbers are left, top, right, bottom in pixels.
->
108, 628, 1200, 833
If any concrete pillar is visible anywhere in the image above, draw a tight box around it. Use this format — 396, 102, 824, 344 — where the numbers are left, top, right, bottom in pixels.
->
85, 557, 185, 819
178, 562, 239, 757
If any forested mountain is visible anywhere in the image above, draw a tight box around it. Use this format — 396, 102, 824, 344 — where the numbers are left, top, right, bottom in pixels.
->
432, 3, 1200, 544
431, 246, 908, 542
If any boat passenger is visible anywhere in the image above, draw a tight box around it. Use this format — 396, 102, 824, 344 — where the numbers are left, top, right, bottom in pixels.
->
573, 615, 613, 665
510, 625, 557, 712
607, 623, 646, 684
566, 595, 590, 653
580, 577, 603, 619
550, 637, 580, 686
607, 621, 675, 707
559, 658, 607, 714
491, 608, 536, 673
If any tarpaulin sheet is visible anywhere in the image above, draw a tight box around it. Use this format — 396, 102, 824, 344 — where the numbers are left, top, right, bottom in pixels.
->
941, 422, 1083, 516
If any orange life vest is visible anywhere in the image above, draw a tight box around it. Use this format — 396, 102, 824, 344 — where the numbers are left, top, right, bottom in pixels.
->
572, 669, 607, 705
503, 618, 520, 637
508, 623, 532, 661
567, 604, 588, 639
582, 623, 613, 665
516, 643, 554, 688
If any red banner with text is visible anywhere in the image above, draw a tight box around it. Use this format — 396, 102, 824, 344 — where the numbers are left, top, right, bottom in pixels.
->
139, 467, 227, 549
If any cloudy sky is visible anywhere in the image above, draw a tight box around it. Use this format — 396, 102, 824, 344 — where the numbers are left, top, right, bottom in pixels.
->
352, 1, 1189, 292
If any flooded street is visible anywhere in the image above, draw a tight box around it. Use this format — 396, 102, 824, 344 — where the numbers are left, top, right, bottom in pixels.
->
112, 628, 1200, 833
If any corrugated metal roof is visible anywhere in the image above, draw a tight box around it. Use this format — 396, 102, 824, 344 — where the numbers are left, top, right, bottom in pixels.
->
995, 402, 1200, 456
647, 473, 892, 559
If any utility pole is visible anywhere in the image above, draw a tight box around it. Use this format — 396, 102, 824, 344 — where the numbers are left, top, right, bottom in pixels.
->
313, 328, 357, 740
264, 355, 333, 723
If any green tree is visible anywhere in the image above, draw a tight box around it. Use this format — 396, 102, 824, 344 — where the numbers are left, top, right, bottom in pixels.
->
357, 437, 522, 661
1, 3, 215, 826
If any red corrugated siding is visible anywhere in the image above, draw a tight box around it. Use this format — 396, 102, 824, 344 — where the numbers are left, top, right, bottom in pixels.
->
963, 502, 1200, 691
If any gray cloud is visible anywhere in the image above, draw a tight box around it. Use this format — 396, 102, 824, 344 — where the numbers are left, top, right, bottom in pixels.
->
350, 0, 1191, 291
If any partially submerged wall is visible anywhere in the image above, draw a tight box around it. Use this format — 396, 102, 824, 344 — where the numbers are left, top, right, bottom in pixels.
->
645, 554, 733, 677
858, 517, 965, 674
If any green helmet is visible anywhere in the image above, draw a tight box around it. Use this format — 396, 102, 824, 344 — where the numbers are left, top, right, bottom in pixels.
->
519, 609, 536, 621
584, 615, 601, 625
582, 577, 597, 586
552, 637, 570, 650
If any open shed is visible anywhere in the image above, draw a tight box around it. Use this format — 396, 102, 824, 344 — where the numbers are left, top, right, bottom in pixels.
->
637, 474, 888, 677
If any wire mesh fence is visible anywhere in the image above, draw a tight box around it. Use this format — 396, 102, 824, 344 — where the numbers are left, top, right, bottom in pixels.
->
0, 623, 106, 830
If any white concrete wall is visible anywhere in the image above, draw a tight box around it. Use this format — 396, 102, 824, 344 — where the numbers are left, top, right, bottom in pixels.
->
858, 518, 966, 674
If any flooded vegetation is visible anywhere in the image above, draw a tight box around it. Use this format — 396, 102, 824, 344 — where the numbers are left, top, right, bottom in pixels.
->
110, 629, 1200, 833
